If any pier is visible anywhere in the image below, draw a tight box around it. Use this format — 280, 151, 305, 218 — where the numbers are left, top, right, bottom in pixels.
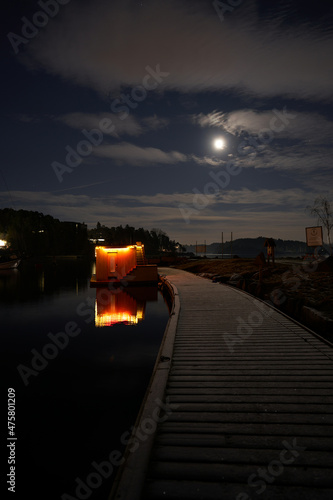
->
110, 267, 333, 500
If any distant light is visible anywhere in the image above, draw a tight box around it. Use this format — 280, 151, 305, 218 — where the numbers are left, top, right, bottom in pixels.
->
0, 239, 7, 247
214, 138, 225, 150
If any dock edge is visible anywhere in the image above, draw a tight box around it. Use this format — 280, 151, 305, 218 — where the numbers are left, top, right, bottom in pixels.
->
109, 273, 180, 500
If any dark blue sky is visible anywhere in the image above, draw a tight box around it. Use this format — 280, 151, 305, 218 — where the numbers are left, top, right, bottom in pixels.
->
1, 0, 333, 244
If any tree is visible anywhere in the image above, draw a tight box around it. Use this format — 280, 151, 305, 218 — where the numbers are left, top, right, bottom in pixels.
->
307, 197, 333, 254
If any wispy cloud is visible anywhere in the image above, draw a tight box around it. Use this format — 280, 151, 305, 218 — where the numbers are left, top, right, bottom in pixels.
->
193, 109, 333, 142
192, 109, 333, 184
57, 112, 142, 137
141, 115, 169, 131
95, 142, 187, 165
24, 0, 333, 101
191, 155, 226, 167
0, 186, 322, 241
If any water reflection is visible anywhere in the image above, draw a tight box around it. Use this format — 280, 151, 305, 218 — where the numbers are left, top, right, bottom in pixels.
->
2, 258, 170, 500
0, 258, 91, 301
95, 286, 158, 327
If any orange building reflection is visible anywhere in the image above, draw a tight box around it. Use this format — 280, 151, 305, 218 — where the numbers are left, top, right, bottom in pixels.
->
95, 286, 157, 327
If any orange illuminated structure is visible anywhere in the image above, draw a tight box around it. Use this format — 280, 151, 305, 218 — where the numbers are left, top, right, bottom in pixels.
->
90, 242, 158, 286
94, 285, 158, 327
95, 287, 145, 327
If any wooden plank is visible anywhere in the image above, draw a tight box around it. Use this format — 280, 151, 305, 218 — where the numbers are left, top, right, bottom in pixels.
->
151, 446, 333, 467
166, 411, 333, 424
143, 481, 333, 500
168, 375, 333, 382
147, 462, 333, 487
163, 402, 333, 414
159, 422, 333, 437
167, 381, 333, 388
167, 387, 333, 396
169, 369, 333, 376
154, 434, 333, 451
166, 394, 333, 404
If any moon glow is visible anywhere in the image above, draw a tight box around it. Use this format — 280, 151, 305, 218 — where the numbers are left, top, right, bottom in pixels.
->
214, 138, 225, 150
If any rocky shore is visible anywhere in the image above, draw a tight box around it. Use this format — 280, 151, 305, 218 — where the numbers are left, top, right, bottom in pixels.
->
175, 257, 333, 343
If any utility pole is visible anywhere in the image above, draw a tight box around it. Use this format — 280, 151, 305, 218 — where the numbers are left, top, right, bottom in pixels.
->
231, 232, 233, 259
221, 232, 223, 259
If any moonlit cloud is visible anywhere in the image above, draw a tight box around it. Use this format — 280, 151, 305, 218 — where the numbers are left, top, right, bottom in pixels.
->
215, 188, 309, 206
193, 109, 333, 142
191, 155, 226, 167
95, 142, 188, 165
57, 112, 143, 137
141, 115, 169, 131
192, 108, 333, 185
25, 0, 333, 101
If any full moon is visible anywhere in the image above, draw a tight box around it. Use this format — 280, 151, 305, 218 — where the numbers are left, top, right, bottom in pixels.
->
214, 138, 225, 150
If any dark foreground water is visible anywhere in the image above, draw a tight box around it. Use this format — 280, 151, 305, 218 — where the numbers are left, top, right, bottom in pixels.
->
1, 259, 169, 500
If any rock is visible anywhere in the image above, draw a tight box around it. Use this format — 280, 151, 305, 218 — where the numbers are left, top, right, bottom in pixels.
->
315, 256, 333, 273
301, 306, 333, 337
228, 273, 244, 287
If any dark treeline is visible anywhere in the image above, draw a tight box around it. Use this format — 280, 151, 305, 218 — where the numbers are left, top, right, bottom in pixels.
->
89, 222, 185, 255
0, 208, 89, 256
0, 209, 184, 257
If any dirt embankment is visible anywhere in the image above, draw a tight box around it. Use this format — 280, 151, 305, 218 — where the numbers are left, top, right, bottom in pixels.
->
175, 258, 333, 342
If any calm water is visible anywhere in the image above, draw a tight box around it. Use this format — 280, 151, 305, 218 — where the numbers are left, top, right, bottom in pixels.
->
1, 259, 169, 500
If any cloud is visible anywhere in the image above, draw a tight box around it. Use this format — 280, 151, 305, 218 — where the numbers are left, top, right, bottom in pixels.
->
193, 109, 333, 142
192, 108, 333, 182
116, 192, 195, 206
95, 142, 188, 165
24, 0, 333, 101
57, 112, 143, 137
15, 114, 40, 123
215, 188, 309, 207
191, 155, 226, 167
141, 115, 169, 131
0, 187, 326, 241
115, 188, 315, 213
56, 112, 169, 138
0, 190, 188, 231
193, 111, 226, 129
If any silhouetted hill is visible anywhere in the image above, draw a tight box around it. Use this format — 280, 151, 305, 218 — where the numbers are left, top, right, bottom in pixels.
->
185, 237, 328, 258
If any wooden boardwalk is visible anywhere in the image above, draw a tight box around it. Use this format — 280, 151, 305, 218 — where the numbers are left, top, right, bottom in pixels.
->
110, 268, 333, 500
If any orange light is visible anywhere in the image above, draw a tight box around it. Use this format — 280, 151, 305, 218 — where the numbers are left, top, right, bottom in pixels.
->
95, 302, 142, 327
96, 245, 135, 252
94, 287, 145, 327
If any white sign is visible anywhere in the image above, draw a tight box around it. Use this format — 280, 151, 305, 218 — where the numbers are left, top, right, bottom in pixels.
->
305, 226, 323, 247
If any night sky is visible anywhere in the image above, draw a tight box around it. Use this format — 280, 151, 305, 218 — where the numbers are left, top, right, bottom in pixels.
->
2, 0, 333, 244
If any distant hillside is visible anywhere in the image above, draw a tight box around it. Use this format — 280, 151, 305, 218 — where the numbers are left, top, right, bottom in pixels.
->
185, 237, 328, 258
